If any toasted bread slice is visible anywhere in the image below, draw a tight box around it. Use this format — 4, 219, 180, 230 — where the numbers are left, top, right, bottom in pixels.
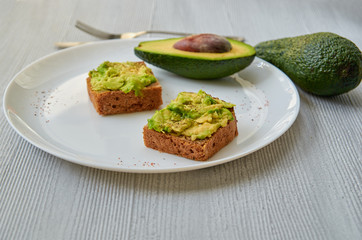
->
87, 62, 162, 115
143, 109, 238, 161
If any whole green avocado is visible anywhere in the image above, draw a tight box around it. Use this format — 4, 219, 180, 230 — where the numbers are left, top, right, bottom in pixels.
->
255, 32, 362, 96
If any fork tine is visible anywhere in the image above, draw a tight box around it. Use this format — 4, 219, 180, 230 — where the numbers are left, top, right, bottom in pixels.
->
75, 20, 120, 39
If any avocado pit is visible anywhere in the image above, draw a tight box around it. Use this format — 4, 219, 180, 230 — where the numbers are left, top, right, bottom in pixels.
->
173, 34, 232, 53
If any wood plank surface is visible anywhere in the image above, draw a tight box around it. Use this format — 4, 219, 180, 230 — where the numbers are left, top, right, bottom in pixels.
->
0, 0, 361, 239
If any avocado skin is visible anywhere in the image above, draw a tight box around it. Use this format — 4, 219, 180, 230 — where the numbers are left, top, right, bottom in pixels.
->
134, 39, 255, 80
135, 50, 254, 79
255, 32, 362, 96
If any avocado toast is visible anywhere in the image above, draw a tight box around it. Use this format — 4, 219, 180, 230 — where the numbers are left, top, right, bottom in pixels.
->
87, 61, 163, 115
143, 90, 238, 161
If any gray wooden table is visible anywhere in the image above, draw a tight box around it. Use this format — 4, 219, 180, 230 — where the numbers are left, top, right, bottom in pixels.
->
1, 0, 361, 239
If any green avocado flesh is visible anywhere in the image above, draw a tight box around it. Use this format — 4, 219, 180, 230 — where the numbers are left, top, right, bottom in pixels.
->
147, 90, 235, 141
134, 38, 255, 79
255, 32, 362, 96
89, 61, 156, 96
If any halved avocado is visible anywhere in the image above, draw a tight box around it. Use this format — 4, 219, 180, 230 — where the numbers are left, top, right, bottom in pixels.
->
134, 37, 256, 79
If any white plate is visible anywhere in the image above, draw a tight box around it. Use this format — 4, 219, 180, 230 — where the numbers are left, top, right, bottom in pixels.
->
3, 39, 300, 173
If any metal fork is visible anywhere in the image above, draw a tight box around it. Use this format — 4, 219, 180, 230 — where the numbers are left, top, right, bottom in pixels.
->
75, 20, 245, 41
54, 20, 245, 48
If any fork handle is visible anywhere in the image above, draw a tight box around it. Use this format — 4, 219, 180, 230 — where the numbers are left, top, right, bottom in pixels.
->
144, 30, 193, 36
55, 42, 87, 48
139, 31, 245, 41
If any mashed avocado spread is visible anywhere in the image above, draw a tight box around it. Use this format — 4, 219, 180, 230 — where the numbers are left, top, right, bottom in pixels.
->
148, 90, 235, 140
89, 61, 156, 96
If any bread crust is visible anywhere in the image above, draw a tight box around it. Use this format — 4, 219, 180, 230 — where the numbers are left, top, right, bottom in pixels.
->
86, 63, 162, 115
143, 110, 238, 161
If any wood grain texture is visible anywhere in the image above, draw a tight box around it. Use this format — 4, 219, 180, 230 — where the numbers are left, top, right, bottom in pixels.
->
0, 0, 361, 239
